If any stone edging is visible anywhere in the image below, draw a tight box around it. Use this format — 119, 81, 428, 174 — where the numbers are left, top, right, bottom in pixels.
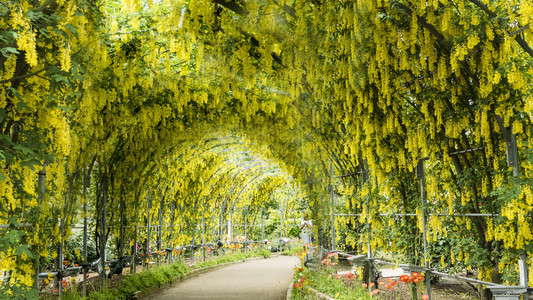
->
130, 256, 265, 300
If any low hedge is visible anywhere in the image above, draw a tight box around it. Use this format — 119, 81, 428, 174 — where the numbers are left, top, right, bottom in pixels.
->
60, 248, 270, 300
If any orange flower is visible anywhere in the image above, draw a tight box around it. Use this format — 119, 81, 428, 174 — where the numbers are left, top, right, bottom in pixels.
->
422, 294, 429, 300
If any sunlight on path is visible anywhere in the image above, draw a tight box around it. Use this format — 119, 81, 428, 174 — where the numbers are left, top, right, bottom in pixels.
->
153, 255, 300, 300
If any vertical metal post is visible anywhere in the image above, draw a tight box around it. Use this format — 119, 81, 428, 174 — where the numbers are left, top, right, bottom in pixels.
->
180, 205, 184, 264
202, 213, 206, 262
219, 204, 224, 240
191, 226, 195, 265
330, 162, 335, 250
82, 172, 88, 297
417, 160, 431, 299
261, 209, 265, 242
508, 134, 529, 297
244, 209, 248, 254
158, 194, 164, 266
58, 218, 64, 297
146, 190, 151, 270
361, 158, 373, 288
362, 159, 372, 259
230, 205, 235, 242
498, 116, 529, 298
99, 176, 108, 290
132, 192, 139, 275
119, 196, 125, 258
280, 204, 284, 254
169, 201, 175, 264
35, 163, 45, 290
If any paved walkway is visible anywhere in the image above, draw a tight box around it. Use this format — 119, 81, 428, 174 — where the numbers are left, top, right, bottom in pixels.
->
153, 255, 300, 300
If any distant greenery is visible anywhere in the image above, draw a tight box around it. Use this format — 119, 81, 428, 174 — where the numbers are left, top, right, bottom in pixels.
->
194, 248, 271, 269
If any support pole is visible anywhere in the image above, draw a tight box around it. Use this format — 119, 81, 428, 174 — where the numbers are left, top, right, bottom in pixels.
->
59, 218, 64, 297
330, 162, 335, 250
361, 158, 373, 289
146, 190, 151, 270
132, 192, 139, 275
230, 205, 235, 243
191, 226, 195, 265
99, 176, 108, 290
280, 204, 283, 254
244, 209, 248, 254
180, 205, 184, 264
157, 194, 164, 266
82, 171, 88, 297
261, 209, 265, 242
417, 160, 431, 299
202, 213, 206, 262
35, 163, 45, 290
509, 134, 529, 297
219, 204, 225, 240
119, 196, 125, 258
169, 201, 175, 264
497, 116, 529, 299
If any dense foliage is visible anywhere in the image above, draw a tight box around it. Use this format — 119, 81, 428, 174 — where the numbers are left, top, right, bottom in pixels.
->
1, 0, 533, 298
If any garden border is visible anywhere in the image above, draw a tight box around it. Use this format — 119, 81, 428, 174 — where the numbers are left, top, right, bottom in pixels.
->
131, 255, 267, 300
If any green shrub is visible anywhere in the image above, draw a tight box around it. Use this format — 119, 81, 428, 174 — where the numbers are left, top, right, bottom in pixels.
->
291, 267, 371, 300
59, 249, 268, 299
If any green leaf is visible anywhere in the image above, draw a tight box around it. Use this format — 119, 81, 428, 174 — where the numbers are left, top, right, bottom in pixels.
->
3, 47, 19, 54
15, 244, 34, 259
51, 74, 69, 85
64, 24, 78, 37
13, 145, 34, 156
16, 101, 31, 112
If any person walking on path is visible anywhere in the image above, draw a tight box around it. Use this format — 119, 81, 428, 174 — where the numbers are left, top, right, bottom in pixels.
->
299, 214, 313, 248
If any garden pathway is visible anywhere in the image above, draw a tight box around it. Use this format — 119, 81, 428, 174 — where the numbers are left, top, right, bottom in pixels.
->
152, 255, 300, 300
